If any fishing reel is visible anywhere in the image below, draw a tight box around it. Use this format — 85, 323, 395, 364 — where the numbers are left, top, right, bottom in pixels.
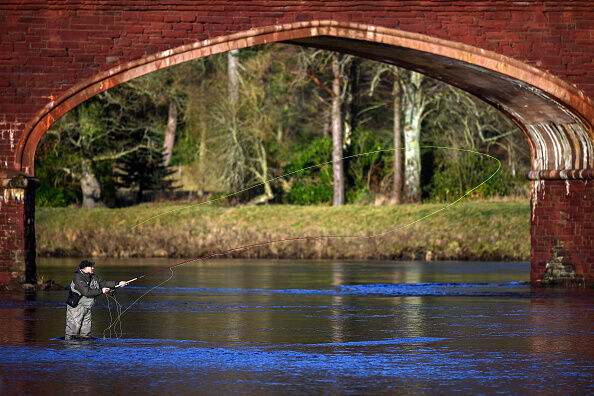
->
107, 287, 117, 297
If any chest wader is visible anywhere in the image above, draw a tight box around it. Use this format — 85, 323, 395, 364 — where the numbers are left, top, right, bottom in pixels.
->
65, 276, 99, 340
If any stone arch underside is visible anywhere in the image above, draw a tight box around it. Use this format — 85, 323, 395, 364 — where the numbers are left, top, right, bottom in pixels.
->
18, 21, 594, 179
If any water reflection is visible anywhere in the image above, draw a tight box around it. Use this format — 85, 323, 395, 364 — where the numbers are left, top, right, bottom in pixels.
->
0, 259, 592, 394
331, 262, 345, 344
0, 292, 37, 345
529, 295, 594, 358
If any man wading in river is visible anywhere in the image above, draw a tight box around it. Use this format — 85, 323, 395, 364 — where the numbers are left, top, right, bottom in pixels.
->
65, 260, 126, 340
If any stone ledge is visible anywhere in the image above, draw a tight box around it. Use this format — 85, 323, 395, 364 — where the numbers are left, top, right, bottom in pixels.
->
526, 169, 594, 180
0, 170, 40, 189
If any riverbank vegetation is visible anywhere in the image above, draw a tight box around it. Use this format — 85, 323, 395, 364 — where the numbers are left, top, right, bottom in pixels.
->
36, 199, 530, 261
35, 44, 533, 261
35, 44, 530, 209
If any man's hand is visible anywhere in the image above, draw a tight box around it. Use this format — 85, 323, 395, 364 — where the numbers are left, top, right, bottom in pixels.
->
102, 287, 111, 294
118, 281, 127, 287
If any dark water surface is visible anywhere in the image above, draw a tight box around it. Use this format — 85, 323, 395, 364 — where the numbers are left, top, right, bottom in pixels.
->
1, 259, 593, 395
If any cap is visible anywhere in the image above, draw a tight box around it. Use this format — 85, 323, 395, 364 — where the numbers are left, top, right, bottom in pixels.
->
79, 260, 95, 270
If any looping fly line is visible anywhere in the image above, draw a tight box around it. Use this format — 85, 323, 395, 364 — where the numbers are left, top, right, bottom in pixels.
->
101, 146, 501, 338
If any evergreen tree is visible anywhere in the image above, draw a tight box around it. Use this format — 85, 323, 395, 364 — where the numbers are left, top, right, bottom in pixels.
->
115, 147, 177, 203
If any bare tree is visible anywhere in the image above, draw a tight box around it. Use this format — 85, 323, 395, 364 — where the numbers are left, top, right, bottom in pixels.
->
391, 68, 402, 204
228, 49, 239, 106
369, 64, 403, 204
399, 70, 446, 203
331, 52, 345, 206
162, 99, 177, 167
45, 85, 167, 208
124, 65, 190, 169
400, 71, 425, 202
295, 49, 353, 206
424, 86, 525, 198
202, 49, 276, 204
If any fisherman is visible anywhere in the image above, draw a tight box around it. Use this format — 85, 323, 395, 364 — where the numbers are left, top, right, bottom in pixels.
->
65, 260, 126, 340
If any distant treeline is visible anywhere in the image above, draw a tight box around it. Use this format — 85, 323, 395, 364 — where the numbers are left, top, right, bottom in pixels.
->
36, 44, 531, 208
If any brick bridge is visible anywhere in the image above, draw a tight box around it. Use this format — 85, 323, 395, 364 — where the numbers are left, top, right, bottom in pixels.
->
1, 1, 593, 286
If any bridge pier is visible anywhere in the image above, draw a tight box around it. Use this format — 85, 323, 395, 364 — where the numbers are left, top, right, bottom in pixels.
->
530, 178, 594, 287
0, 170, 38, 286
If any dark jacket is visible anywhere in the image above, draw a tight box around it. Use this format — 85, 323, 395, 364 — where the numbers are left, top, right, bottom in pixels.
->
71, 269, 117, 308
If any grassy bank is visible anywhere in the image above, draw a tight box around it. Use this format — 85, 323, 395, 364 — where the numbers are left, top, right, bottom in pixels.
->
36, 199, 530, 261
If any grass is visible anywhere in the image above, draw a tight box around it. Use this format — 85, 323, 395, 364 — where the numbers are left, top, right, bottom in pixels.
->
36, 199, 531, 261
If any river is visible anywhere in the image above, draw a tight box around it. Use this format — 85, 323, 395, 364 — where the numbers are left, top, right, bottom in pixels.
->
1, 258, 593, 394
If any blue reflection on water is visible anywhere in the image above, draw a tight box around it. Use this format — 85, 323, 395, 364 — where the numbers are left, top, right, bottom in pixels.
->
1, 336, 591, 390
1, 275, 593, 394
0, 337, 531, 377
124, 281, 530, 297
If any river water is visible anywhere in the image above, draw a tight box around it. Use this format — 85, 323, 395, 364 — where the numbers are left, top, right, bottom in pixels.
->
0, 258, 593, 394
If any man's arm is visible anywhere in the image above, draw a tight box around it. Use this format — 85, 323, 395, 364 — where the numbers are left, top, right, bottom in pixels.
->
95, 274, 117, 289
73, 274, 102, 297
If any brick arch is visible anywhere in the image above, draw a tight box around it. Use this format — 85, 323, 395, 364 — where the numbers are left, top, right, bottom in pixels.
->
17, 20, 594, 179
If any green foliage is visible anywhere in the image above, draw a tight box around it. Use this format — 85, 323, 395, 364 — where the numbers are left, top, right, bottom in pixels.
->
35, 43, 530, 208
346, 127, 391, 195
347, 187, 375, 205
35, 185, 75, 207
282, 138, 333, 205
96, 161, 118, 207
115, 148, 177, 202
34, 132, 80, 207
421, 87, 529, 202
285, 179, 334, 205
424, 152, 521, 201
284, 137, 332, 174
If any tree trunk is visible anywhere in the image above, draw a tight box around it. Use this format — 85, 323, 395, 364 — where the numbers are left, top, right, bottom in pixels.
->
392, 68, 402, 205
343, 57, 357, 147
228, 49, 239, 106
247, 144, 274, 206
162, 98, 177, 167
402, 117, 422, 203
198, 122, 207, 192
331, 53, 344, 206
80, 162, 101, 208
401, 71, 425, 203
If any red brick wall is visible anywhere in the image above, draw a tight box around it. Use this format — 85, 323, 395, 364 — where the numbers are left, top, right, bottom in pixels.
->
0, 199, 26, 284
0, 176, 37, 285
1, 1, 593, 285
531, 180, 594, 284
1, 1, 593, 167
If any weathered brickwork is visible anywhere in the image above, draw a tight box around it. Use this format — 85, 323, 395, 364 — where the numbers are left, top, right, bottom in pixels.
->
1, 1, 593, 285
0, 177, 37, 285
531, 180, 594, 285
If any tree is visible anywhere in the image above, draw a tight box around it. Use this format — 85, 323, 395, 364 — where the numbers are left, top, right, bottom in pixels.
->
198, 48, 281, 204
400, 70, 440, 203
331, 52, 345, 206
423, 86, 526, 200
295, 49, 354, 206
42, 66, 190, 207
124, 61, 195, 167
45, 98, 154, 207
163, 99, 177, 167
38, 43, 529, 209
391, 68, 402, 204
228, 49, 239, 106
115, 147, 177, 203
369, 64, 403, 204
